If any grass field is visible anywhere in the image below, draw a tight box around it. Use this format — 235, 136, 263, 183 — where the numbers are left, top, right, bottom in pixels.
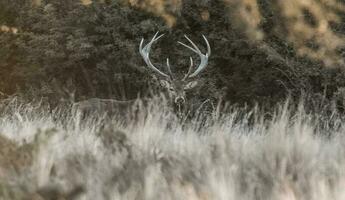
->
0, 97, 345, 200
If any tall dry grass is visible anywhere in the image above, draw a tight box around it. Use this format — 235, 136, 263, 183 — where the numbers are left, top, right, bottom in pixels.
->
0, 97, 345, 199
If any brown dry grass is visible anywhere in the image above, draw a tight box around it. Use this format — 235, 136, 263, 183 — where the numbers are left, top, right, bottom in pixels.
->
26, 0, 345, 66
278, 0, 345, 66
127, 0, 181, 27
222, 0, 345, 67
0, 25, 18, 34
129, 0, 345, 67
223, 0, 264, 40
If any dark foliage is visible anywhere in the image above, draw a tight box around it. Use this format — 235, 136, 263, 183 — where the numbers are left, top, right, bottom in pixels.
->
1, 0, 345, 111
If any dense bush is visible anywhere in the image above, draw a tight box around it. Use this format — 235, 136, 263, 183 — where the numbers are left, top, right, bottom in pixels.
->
1, 0, 345, 109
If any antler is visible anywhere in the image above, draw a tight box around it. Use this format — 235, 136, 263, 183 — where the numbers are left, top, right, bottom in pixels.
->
178, 35, 211, 78
183, 57, 194, 80
139, 32, 172, 79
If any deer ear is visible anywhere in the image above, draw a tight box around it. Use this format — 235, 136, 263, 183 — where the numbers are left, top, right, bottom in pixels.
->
159, 80, 170, 88
184, 80, 198, 90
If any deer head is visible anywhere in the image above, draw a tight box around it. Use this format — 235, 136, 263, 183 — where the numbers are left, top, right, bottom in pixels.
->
139, 32, 211, 107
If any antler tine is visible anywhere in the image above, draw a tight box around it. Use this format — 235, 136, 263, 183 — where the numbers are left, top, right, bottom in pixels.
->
183, 57, 194, 80
166, 58, 174, 79
202, 34, 211, 56
152, 31, 165, 42
139, 32, 170, 78
178, 34, 211, 78
184, 35, 202, 53
177, 39, 200, 54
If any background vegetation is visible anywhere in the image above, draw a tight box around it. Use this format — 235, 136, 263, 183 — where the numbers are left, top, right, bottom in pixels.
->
1, 0, 345, 108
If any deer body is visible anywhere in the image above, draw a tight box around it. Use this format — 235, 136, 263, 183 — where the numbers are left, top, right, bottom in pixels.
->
73, 32, 211, 117
72, 98, 139, 116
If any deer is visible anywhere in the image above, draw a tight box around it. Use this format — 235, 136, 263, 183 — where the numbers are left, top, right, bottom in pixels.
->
139, 32, 211, 113
72, 32, 211, 117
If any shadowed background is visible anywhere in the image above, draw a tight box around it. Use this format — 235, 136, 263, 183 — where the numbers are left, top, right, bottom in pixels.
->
1, 0, 345, 109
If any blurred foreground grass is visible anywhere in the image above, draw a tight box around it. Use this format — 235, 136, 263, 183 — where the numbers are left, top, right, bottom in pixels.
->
0, 97, 345, 200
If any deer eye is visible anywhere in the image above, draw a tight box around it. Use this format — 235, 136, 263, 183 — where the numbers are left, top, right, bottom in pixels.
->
184, 81, 198, 90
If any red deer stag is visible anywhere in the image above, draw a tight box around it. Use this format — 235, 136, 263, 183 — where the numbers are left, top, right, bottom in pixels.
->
72, 32, 211, 116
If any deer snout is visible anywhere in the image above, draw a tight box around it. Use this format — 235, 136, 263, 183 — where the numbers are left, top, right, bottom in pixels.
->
175, 97, 185, 105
